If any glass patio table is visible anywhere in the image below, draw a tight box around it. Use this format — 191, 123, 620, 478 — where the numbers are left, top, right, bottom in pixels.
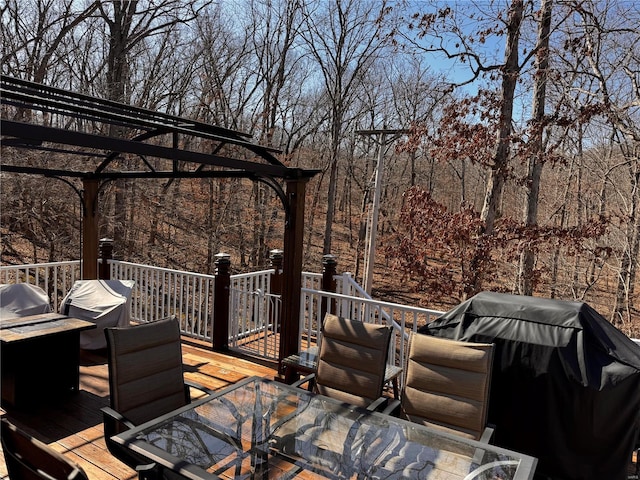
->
113, 376, 537, 480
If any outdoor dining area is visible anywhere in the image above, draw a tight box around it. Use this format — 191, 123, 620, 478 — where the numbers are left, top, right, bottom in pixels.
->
1, 289, 537, 480
1, 279, 640, 480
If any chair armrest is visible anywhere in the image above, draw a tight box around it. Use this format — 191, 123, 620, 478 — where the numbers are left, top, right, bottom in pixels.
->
471, 424, 496, 467
380, 399, 401, 416
290, 373, 316, 391
101, 406, 136, 436
102, 407, 158, 479
366, 396, 390, 412
478, 424, 495, 444
185, 379, 213, 401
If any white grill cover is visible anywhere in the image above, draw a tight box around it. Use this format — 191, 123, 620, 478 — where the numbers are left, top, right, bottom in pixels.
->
0, 283, 52, 319
61, 280, 135, 349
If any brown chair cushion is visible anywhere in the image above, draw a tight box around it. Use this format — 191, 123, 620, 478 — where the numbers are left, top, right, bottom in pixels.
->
401, 334, 494, 440
105, 317, 188, 425
315, 313, 392, 408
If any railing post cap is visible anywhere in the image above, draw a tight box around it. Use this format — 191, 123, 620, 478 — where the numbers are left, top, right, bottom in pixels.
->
322, 254, 337, 264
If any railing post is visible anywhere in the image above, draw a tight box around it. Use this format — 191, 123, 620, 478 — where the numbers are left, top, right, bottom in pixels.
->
212, 253, 231, 352
98, 238, 113, 280
321, 254, 337, 318
269, 249, 284, 329
269, 249, 284, 296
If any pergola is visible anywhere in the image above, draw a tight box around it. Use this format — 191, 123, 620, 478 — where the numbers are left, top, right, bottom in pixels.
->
0, 75, 319, 364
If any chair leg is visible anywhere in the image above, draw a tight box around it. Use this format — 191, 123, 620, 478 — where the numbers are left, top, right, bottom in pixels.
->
137, 464, 162, 480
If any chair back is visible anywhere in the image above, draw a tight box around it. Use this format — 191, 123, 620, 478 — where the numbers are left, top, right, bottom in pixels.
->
401, 333, 494, 441
1, 418, 89, 480
105, 317, 189, 426
315, 314, 392, 408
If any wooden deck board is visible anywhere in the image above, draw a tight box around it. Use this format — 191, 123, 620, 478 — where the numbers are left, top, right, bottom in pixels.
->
0, 338, 278, 480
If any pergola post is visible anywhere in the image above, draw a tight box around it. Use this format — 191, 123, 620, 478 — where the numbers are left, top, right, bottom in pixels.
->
278, 177, 308, 381
82, 178, 100, 280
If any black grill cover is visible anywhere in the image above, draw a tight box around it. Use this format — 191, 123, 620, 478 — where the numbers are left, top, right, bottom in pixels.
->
419, 291, 640, 480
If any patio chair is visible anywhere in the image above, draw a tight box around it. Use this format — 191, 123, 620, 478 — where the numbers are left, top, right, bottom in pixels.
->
102, 317, 217, 480
293, 313, 394, 408
384, 333, 495, 442
1, 417, 89, 480
0, 283, 51, 319
272, 314, 393, 477
60, 279, 134, 349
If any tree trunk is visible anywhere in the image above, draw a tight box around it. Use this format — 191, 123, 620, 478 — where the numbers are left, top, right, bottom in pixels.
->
517, 0, 553, 295
104, 1, 135, 250
612, 158, 640, 325
323, 121, 341, 254
470, 0, 524, 296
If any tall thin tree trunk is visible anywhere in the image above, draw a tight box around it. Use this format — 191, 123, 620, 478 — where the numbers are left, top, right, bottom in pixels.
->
479, 0, 523, 233
612, 156, 640, 325
518, 0, 553, 295
323, 122, 341, 255
105, 1, 135, 252
469, 0, 523, 297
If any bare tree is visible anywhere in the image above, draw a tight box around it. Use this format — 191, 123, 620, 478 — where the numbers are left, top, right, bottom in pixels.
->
300, 0, 392, 255
569, 0, 640, 325
94, 0, 205, 251
1, 0, 99, 84
517, 0, 553, 295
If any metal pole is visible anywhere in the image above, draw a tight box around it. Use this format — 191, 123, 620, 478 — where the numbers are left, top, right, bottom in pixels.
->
356, 129, 409, 295
363, 133, 385, 294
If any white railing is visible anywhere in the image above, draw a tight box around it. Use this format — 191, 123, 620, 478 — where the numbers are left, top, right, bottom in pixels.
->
230, 269, 281, 360
0, 260, 81, 312
0, 261, 445, 378
109, 261, 214, 340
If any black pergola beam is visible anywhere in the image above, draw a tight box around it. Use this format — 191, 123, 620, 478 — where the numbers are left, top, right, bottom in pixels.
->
1, 75, 284, 163
1, 120, 297, 178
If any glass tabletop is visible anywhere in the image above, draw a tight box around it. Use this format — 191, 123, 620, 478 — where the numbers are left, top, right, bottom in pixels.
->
115, 377, 537, 480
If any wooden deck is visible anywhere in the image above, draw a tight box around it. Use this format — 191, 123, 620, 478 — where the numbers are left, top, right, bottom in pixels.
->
0, 338, 279, 480
1, 338, 638, 480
